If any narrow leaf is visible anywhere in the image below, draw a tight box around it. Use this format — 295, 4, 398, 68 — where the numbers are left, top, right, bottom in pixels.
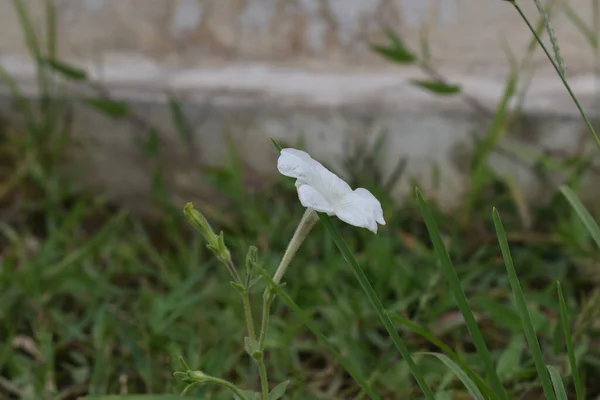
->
234, 390, 260, 400
422, 352, 485, 400
371, 29, 417, 64
411, 79, 461, 95
560, 185, 600, 249
496, 335, 523, 378
493, 208, 556, 400
38, 58, 87, 81
416, 188, 508, 400
83, 98, 131, 118
269, 380, 290, 400
557, 281, 585, 400
546, 365, 568, 400
371, 44, 417, 64
270, 137, 283, 152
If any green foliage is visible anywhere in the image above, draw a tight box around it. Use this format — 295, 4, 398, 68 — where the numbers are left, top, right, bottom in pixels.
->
0, 1, 598, 399
410, 80, 461, 95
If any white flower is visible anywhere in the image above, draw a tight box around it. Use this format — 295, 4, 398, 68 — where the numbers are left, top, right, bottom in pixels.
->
277, 148, 386, 233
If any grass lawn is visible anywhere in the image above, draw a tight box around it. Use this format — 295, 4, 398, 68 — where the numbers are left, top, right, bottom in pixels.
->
0, 115, 599, 399
2, 1, 600, 399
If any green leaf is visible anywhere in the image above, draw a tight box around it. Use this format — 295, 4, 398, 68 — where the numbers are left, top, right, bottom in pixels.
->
230, 281, 245, 293
38, 57, 87, 81
557, 281, 585, 400
270, 137, 283, 152
269, 380, 290, 400
84, 98, 131, 118
234, 390, 260, 400
416, 188, 508, 400
411, 79, 461, 95
496, 335, 523, 378
245, 245, 258, 285
371, 29, 417, 64
371, 44, 416, 64
546, 365, 568, 400
560, 185, 600, 249
493, 208, 556, 400
422, 353, 485, 400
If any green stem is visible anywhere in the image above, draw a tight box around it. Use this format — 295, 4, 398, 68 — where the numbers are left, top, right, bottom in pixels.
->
189, 375, 249, 400
514, 4, 600, 150
241, 291, 257, 345
258, 292, 273, 353
256, 356, 269, 400
256, 292, 272, 400
256, 265, 277, 400
272, 208, 318, 284
254, 208, 318, 400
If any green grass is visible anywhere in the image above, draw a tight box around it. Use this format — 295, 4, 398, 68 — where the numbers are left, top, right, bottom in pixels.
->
2, 1, 600, 399
0, 114, 598, 399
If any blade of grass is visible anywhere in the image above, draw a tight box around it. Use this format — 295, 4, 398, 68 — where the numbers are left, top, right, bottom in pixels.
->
258, 267, 380, 400
416, 188, 508, 400
12, 0, 50, 99
12, 0, 42, 59
387, 313, 499, 400
421, 352, 485, 400
546, 365, 568, 400
557, 281, 585, 400
512, 3, 600, 149
45, 0, 57, 60
559, 185, 600, 249
318, 214, 435, 399
492, 208, 556, 400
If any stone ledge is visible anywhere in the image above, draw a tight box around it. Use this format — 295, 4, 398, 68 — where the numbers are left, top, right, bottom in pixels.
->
0, 57, 598, 214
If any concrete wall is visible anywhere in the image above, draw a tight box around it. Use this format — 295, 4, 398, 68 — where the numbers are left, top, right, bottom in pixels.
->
1, 0, 596, 74
0, 0, 599, 214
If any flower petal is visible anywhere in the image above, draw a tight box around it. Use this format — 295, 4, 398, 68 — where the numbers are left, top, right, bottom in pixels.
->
278, 148, 352, 200
297, 183, 336, 215
277, 147, 385, 233
333, 188, 385, 233
277, 148, 320, 181
310, 167, 352, 202
354, 188, 386, 225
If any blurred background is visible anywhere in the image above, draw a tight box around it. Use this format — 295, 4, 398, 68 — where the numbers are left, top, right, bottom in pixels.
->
1, 0, 600, 399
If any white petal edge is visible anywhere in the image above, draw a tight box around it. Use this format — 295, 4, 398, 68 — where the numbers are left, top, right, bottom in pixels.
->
333, 188, 385, 233
277, 148, 319, 180
297, 184, 336, 215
